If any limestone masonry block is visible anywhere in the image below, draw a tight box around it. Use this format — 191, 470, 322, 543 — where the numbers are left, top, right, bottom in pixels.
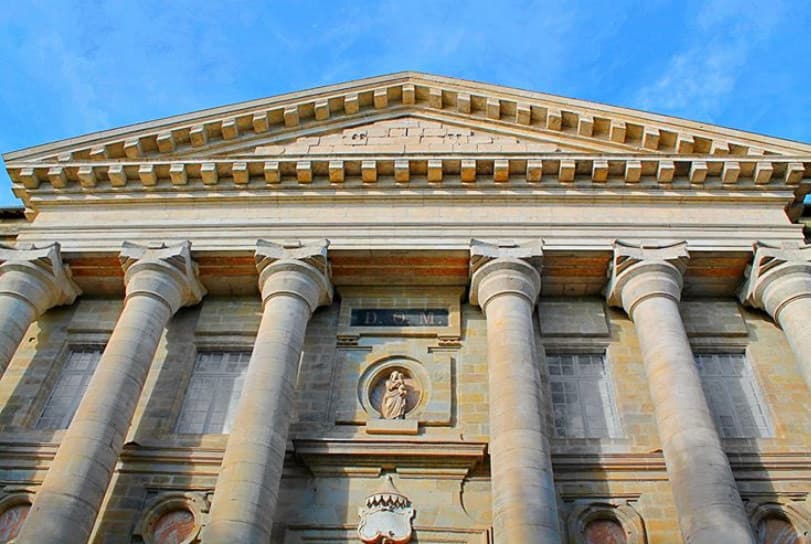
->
189, 125, 208, 146
252, 111, 270, 132
344, 93, 359, 114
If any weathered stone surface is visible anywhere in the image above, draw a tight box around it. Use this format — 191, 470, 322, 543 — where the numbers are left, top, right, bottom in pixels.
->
539, 299, 609, 337
469, 240, 562, 543
679, 300, 747, 337
14, 242, 204, 544
201, 240, 332, 544
739, 242, 811, 390
0, 243, 80, 375
606, 241, 755, 544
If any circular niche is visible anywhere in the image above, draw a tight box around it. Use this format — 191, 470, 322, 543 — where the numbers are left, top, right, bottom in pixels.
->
359, 357, 429, 420
137, 493, 207, 544
0, 502, 30, 543
584, 519, 627, 544
151, 508, 196, 544
756, 515, 804, 544
746, 500, 811, 544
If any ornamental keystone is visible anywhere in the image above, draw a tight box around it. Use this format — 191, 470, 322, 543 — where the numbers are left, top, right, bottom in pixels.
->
0, 242, 81, 314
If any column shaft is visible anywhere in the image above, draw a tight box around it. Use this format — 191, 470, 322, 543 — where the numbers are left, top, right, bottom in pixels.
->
0, 294, 36, 373
777, 297, 811, 389
16, 241, 203, 544
202, 240, 331, 544
485, 292, 560, 542
632, 296, 755, 543
17, 297, 172, 544
739, 242, 811, 392
202, 293, 310, 542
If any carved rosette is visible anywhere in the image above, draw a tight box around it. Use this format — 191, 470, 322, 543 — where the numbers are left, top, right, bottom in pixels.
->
358, 475, 414, 544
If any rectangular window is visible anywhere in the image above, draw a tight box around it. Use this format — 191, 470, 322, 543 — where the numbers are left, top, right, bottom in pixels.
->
695, 353, 771, 438
547, 353, 620, 438
175, 351, 251, 434
37, 348, 102, 430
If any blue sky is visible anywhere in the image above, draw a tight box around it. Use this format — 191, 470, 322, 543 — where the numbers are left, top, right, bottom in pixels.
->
1, 0, 809, 207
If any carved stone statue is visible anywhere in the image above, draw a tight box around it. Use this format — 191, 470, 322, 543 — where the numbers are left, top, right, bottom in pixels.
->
380, 371, 408, 420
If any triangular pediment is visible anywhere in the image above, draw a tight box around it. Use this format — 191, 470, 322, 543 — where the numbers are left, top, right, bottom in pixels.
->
249, 117, 568, 157
6, 72, 811, 167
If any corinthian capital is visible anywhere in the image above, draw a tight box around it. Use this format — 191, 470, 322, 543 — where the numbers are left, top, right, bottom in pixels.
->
604, 240, 689, 317
0, 242, 81, 314
738, 241, 811, 319
255, 239, 332, 311
119, 241, 206, 313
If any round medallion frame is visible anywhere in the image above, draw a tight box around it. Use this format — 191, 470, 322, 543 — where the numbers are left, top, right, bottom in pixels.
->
358, 356, 430, 420
135, 492, 208, 544
745, 499, 811, 540
566, 501, 646, 544
0, 492, 33, 544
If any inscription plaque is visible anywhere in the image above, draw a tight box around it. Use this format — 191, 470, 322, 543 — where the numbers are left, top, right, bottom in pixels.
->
350, 308, 449, 327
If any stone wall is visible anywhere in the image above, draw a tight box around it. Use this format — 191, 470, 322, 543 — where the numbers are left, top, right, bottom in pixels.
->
0, 294, 810, 542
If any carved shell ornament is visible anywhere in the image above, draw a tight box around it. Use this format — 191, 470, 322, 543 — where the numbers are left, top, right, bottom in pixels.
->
358, 475, 414, 544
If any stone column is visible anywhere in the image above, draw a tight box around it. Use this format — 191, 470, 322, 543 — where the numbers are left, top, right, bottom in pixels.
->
202, 240, 332, 544
605, 241, 755, 544
16, 241, 205, 544
469, 240, 561, 543
739, 241, 811, 389
0, 243, 80, 375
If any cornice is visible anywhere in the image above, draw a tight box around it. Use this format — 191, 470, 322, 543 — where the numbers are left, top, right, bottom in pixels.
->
3, 441, 809, 481
9, 155, 809, 197
5, 72, 811, 166
10, 153, 808, 222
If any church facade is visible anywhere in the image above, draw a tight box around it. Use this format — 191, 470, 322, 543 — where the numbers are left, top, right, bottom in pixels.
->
0, 72, 810, 543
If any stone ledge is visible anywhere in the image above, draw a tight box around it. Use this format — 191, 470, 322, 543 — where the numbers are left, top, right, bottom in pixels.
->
365, 419, 419, 435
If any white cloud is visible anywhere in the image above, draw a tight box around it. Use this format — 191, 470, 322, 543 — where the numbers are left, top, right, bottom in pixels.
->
634, 0, 785, 122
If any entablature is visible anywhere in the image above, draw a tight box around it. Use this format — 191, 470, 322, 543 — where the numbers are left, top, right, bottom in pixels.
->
8, 154, 810, 225
55, 245, 755, 300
